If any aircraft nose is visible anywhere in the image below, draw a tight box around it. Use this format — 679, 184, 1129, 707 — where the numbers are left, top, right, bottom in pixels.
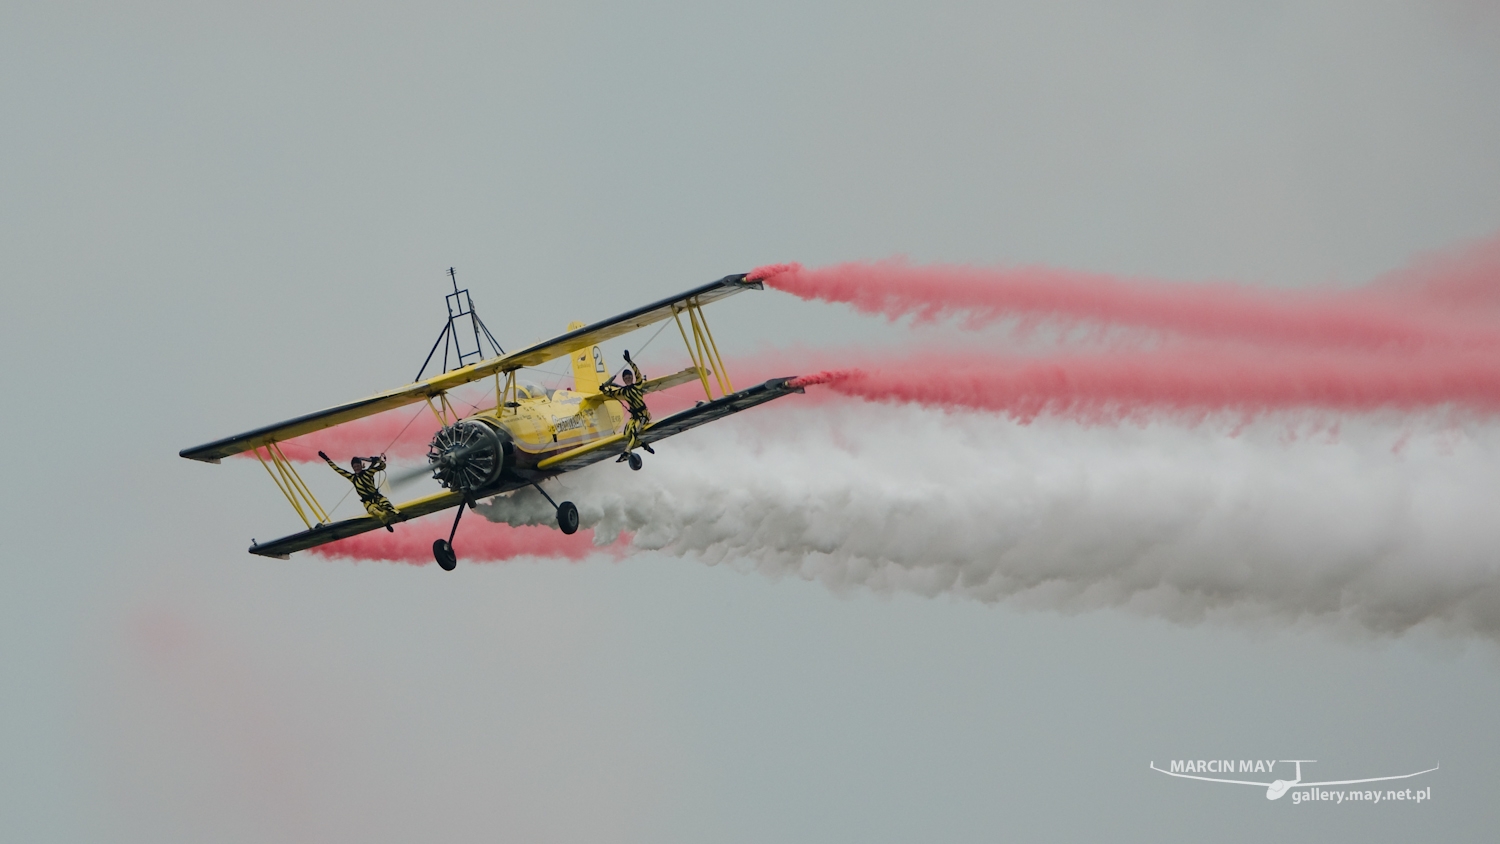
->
1266, 780, 1290, 800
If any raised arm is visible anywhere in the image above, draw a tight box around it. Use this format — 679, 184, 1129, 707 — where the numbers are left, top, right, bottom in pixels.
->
319, 450, 353, 480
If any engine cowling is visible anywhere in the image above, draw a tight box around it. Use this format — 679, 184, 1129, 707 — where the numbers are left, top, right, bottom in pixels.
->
427, 419, 507, 492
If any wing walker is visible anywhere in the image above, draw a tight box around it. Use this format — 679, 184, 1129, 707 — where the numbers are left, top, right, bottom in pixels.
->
180, 271, 804, 570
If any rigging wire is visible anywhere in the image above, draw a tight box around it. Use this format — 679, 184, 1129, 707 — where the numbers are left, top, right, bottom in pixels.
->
634, 318, 672, 358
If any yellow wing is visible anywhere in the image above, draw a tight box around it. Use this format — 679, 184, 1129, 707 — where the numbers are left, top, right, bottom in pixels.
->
180, 274, 762, 463
248, 488, 472, 558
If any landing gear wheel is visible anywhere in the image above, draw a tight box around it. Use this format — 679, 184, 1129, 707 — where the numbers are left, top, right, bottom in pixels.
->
557, 501, 580, 535
433, 539, 457, 571
627, 452, 643, 471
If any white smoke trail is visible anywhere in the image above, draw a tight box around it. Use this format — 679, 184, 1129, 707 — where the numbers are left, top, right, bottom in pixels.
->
478, 402, 1500, 638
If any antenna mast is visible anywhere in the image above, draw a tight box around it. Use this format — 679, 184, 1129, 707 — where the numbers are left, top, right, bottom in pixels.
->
414, 268, 505, 382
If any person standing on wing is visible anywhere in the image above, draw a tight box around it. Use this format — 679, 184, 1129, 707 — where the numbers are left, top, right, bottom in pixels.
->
599, 350, 654, 462
319, 452, 398, 531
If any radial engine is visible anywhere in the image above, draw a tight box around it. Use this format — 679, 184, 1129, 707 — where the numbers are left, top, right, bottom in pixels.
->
426, 419, 508, 492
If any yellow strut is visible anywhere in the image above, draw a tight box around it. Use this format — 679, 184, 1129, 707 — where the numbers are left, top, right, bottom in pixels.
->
270, 443, 329, 525
425, 392, 461, 427
687, 302, 733, 396
253, 447, 306, 528
701, 310, 732, 393
501, 371, 518, 415
672, 305, 714, 401
672, 299, 734, 401
253, 444, 330, 529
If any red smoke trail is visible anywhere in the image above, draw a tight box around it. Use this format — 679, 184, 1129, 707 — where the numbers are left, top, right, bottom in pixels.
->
232, 407, 444, 463
787, 346, 1500, 423
239, 397, 496, 463
309, 516, 621, 565
1374, 230, 1500, 310
749, 251, 1500, 352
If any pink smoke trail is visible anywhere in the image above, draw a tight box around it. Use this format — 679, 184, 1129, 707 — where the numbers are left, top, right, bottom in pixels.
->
231, 406, 445, 464
749, 248, 1500, 352
309, 516, 621, 565
786, 346, 1500, 423
1374, 230, 1500, 310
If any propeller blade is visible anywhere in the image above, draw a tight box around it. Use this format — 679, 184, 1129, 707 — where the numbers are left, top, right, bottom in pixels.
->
387, 462, 436, 487
386, 440, 488, 488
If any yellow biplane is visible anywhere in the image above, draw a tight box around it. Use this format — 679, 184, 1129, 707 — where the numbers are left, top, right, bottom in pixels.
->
180, 272, 804, 570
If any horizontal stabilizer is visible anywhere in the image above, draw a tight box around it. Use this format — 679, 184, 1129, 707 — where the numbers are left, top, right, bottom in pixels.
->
642, 366, 706, 395
580, 366, 704, 408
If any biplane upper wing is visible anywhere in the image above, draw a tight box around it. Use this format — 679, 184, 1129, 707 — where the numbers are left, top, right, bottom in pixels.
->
537, 376, 805, 473
180, 274, 762, 463
498, 274, 759, 370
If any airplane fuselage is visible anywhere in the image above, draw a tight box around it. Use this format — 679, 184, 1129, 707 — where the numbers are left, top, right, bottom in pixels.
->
469, 388, 626, 474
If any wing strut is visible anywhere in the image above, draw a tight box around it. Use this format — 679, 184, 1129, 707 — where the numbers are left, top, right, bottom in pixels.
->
672, 297, 735, 401
251, 443, 330, 529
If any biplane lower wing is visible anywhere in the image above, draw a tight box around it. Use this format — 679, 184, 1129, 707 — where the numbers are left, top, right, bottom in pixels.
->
249, 487, 489, 558
180, 274, 761, 463
537, 376, 805, 473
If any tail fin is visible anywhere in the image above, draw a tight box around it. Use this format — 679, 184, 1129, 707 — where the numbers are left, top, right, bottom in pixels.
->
567, 321, 608, 394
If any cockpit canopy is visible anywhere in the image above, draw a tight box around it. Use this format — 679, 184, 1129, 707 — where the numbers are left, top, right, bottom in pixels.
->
515, 380, 550, 400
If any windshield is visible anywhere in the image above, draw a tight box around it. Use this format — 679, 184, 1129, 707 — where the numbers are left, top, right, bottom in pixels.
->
516, 380, 549, 400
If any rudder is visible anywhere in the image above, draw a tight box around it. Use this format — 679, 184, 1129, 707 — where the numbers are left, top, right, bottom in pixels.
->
568, 321, 607, 394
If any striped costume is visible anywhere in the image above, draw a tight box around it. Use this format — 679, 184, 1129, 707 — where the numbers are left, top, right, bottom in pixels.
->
600, 359, 651, 455
323, 455, 399, 525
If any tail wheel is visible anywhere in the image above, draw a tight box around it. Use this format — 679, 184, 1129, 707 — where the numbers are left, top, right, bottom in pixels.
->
557, 501, 580, 535
433, 539, 457, 571
627, 452, 643, 471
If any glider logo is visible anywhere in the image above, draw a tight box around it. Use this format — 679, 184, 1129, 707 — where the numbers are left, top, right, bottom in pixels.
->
1151, 759, 1437, 803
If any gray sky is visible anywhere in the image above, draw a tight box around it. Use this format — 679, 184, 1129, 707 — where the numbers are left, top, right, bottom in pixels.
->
4, 1, 1500, 841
